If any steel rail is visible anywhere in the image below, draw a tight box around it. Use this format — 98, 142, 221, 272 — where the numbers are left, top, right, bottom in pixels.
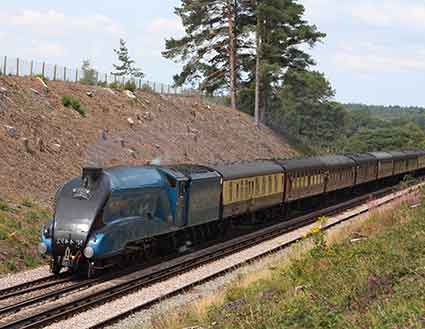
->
0, 275, 70, 301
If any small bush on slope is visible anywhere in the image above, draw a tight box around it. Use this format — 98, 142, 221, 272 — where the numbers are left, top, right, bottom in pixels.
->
61, 95, 86, 117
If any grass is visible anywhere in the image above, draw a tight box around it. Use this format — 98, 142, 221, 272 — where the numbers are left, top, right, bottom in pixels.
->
61, 95, 87, 117
0, 198, 50, 274
151, 192, 425, 329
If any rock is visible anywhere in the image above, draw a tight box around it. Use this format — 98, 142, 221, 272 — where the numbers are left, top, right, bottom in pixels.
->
4, 125, 17, 137
22, 138, 35, 154
127, 117, 135, 126
143, 111, 154, 121
51, 143, 61, 152
37, 138, 46, 152
104, 88, 115, 95
187, 126, 200, 135
154, 144, 161, 149
86, 91, 96, 97
124, 90, 136, 99
101, 129, 108, 141
128, 148, 137, 159
0, 87, 7, 95
30, 88, 41, 95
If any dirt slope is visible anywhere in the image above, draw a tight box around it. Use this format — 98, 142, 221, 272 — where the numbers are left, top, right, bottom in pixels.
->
0, 76, 296, 205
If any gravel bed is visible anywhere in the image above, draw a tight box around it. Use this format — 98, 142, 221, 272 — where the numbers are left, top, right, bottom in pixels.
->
0, 266, 50, 290
43, 184, 423, 329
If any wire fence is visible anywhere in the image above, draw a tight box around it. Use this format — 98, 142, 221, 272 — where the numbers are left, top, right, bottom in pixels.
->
0, 55, 202, 96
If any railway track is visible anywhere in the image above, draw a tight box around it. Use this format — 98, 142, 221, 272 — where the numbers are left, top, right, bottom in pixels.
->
0, 275, 69, 301
1, 180, 421, 329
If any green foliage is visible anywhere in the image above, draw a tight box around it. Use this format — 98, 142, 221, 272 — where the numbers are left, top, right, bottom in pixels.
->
0, 199, 51, 274
79, 59, 98, 86
112, 39, 144, 79
140, 83, 156, 94
109, 81, 122, 90
0, 198, 11, 212
337, 123, 425, 152
22, 198, 34, 208
124, 80, 137, 92
165, 0, 324, 103
61, 95, 86, 117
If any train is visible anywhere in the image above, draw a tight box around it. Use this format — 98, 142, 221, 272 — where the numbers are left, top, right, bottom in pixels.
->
39, 150, 425, 276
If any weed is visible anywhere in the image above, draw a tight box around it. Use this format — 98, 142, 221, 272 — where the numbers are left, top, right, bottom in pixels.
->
0, 198, 11, 212
109, 81, 123, 90
124, 80, 137, 92
61, 95, 87, 117
22, 198, 34, 208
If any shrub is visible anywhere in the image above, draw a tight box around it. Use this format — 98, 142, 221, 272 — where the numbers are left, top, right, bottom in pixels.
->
61, 95, 87, 117
124, 80, 137, 92
141, 83, 156, 94
0, 198, 10, 212
22, 198, 34, 208
109, 81, 123, 90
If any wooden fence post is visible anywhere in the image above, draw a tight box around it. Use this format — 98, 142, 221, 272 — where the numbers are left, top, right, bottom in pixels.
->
75, 69, 78, 82
105, 73, 107, 84
41, 62, 45, 78
53, 65, 57, 80
2, 56, 6, 75
64, 67, 67, 81
30, 61, 34, 76
139, 79, 142, 89
16, 58, 20, 76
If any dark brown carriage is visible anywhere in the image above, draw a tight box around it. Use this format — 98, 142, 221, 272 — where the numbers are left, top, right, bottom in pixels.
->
276, 157, 327, 202
387, 151, 411, 175
209, 161, 284, 218
319, 156, 356, 193
368, 152, 394, 179
345, 153, 378, 185
402, 150, 421, 172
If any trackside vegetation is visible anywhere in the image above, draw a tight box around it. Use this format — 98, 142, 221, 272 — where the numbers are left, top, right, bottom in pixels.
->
151, 194, 425, 329
61, 95, 87, 117
0, 198, 50, 274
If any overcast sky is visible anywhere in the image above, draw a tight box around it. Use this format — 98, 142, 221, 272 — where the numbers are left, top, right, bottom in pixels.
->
0, 0, 424, 106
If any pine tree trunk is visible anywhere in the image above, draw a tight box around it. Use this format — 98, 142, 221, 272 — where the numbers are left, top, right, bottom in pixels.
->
255, 7, 262, 127
227, 0, 237, 110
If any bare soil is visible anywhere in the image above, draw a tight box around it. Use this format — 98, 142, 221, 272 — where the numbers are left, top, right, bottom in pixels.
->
0, 76, 296, 206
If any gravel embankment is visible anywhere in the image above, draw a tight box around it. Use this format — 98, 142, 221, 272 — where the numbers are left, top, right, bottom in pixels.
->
0, 266, 50, 289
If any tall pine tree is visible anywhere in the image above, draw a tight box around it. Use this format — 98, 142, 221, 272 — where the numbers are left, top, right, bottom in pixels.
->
249, 0, 326, 124
163, 0, 241, 109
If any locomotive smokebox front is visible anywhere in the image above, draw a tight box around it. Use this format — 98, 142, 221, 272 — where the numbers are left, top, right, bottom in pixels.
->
52, 168, 110, 268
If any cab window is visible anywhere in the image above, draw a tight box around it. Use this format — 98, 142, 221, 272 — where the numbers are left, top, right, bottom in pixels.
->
103, 188, 164, 224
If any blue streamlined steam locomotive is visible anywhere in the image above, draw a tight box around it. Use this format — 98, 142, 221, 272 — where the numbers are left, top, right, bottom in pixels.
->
39, 150, 425, 276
